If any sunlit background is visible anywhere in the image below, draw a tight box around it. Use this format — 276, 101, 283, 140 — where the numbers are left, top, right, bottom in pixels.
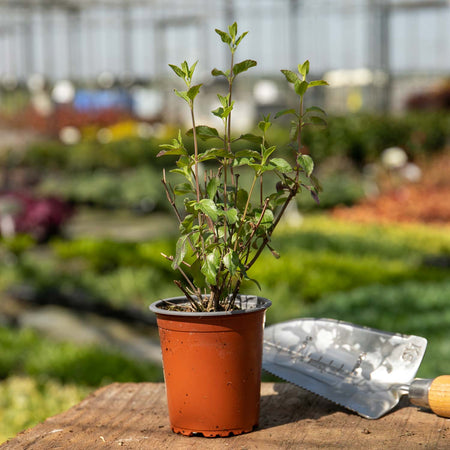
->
0, 0, 449, 442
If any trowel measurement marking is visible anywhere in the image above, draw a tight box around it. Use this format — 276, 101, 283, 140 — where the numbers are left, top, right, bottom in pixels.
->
264, 339, 365, 379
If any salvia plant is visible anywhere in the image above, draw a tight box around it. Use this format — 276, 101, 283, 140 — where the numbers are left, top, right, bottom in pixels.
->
158, 23, 328, 312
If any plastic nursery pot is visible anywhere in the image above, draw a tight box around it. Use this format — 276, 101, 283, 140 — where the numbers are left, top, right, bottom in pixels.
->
149, 295, 271, 437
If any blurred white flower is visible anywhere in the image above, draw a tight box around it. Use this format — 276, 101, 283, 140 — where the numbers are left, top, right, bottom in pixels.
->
381, 147, 407, 169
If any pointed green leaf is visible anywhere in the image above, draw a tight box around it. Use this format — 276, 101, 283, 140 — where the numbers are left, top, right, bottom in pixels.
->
215, 28, 231, 44
298, 154, 314, 176
198, 148, 234, 162
223, 250, 240, 276
235, 31, 248, 46
187, 84, 202, 101
201, 249, 220, 285
274, 108, 297, 119
169, 64, 185, 79
233, 59, 257, 76
280, 69, 298, 84
186, 125, 220, 140
207, 178, 219, 199
173, 182, 194, 195
294, 80, 309, 97
309, 80, 329, 87
235, 149, 262, 160
179, 214, 194, 234
223, 208, 238, 225
299, 60, 310, 78
255, 209, 274, 229
195, 198, 219, 221
229, 22, 238, 39
306, 106, 327, 115
236, 189, 249, 212
262, 145, 277, 163
172, 235, 188, 269
188, 60, 198, 78
217, 94, 229, 108
174, 89, 190, 103
237, 133, 263, 145
258, 119, 271, 134
211, 68, 228, 78
270, 157, 293, 173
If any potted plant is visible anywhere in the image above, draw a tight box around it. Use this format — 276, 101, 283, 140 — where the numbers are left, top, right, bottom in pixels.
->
150, 22, 327, 437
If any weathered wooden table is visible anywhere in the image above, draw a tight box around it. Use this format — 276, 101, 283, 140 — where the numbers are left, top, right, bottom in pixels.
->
1, 382, 448, 449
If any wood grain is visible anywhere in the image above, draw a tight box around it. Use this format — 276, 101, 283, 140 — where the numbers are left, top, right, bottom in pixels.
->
1, 383, 449, 449
429, 376, 450, 418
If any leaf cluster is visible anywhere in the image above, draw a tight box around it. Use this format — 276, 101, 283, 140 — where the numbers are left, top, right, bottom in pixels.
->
159, 23, 328, 311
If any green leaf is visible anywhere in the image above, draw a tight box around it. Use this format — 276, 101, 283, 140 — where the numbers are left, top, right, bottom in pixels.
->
223, 208, 239, 225
255, 209, 274, 229
188, 60, 198, 79
262, 145, 277, 163
223, 250, 240, 276
187, 84, 202, 101
211, 68, 228, 78
294, 80, 309, 97
172, 235, 188, 269
258, 119, 271, 134
179, 214, 194, 234
217, 94, 229, 108
309, 80, 329, 87
173, 183, 194, 195
299, 60, 310, 79
229, 22, 238, 39
280, 69, 298, 84
235, 149, 262, 160
270, 157, 293, 173
306, 106, 327, 115
207, 178, 219, 199
195, 199, 219, 222
274, 108, 297, 119
212, 104, 233, 119
237, 133, 264, 145
215, 28, 231, 44
186, 125, 220, 141
233, 157, 255, 167
201, 249, 220, 285
169, 64, 185, 79
233, 59, 257, 76
236, 189, 249, 212
198, 148, 234, 162
298, 154, 314, 177
174, 89, 190, 103
308, 116, 327, 127
235, 31, 248, 46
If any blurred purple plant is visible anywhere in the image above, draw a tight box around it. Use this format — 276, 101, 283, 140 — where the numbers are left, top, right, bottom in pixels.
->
0, 191, 73, 242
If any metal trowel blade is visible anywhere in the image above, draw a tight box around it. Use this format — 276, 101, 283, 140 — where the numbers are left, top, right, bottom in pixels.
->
263, 318, 427, 419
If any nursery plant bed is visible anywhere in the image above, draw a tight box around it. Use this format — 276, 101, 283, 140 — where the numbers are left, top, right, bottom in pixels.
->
2, 382, 448, 449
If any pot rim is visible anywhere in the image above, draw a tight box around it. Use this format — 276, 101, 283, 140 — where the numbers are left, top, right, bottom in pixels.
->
149, 295, 271, 317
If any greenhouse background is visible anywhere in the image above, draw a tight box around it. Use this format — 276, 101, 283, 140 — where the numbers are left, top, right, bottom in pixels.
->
0, 0, 449, 123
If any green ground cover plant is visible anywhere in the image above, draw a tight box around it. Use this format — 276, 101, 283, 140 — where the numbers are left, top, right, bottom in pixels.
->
0, 376, 89, 444
1, 213, 449, 441
0, 325, 163, 443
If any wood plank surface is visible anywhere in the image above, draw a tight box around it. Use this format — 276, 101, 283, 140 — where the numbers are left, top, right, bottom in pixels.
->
1, 382, 449, 449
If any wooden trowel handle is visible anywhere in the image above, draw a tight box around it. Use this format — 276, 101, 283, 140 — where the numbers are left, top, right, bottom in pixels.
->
409, 376, 450, 418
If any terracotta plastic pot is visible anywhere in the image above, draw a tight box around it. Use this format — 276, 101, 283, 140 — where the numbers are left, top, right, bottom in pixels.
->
149, 295, 271, 437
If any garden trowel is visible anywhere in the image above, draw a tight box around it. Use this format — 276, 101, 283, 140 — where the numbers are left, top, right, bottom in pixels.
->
263, 318, 450, 419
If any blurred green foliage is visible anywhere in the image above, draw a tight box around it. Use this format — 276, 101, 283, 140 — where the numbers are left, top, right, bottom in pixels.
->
13, 112, 448, 173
